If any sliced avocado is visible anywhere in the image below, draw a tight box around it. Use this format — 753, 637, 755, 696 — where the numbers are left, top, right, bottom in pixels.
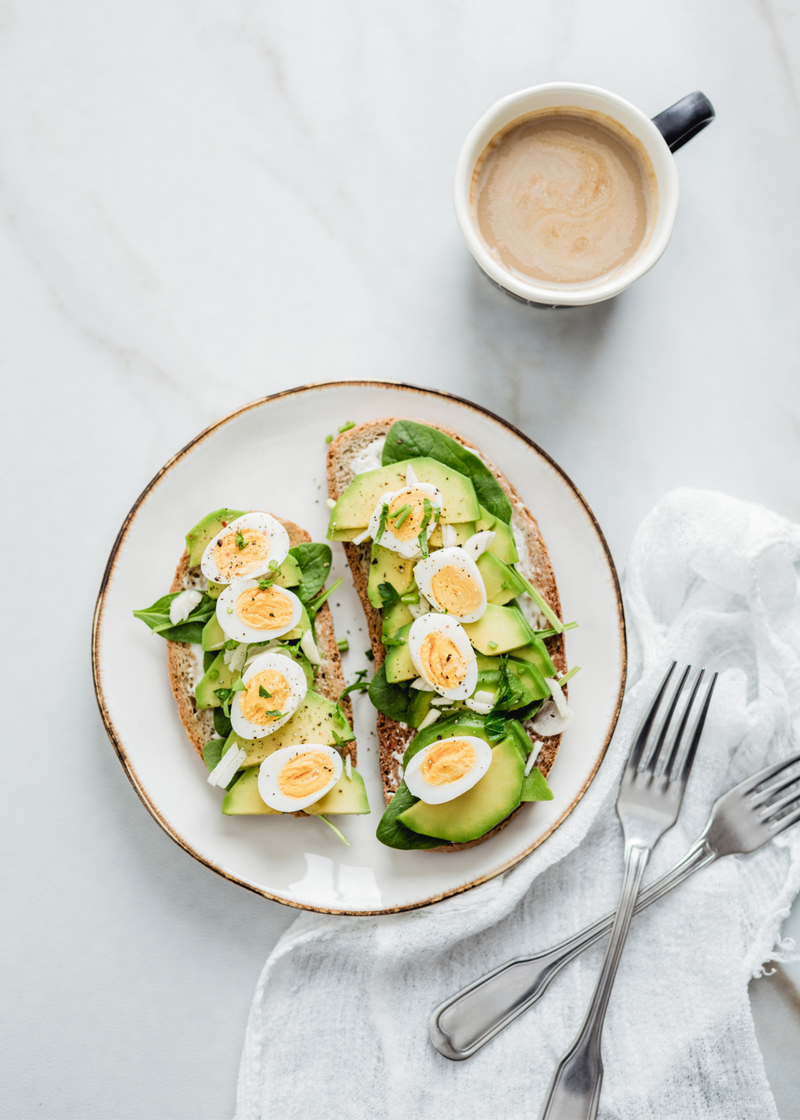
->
463, 602, 535, 655
408, 688, 434, 728
274, 554, 303, 589
221, 768, 281, 815
201, 614, 226, 652
486, 518, 519, 565
511, 637, 557, 678
519, 766, 554, 802
205, 579, 226, 600
185, 509, 247, 568
328, 527, 364, 542
384, 623, 416, 683
476, 551, 528, 605
367, 544, 415, 609
195, 651, 235, 709
496, 658, 550, 706
429, 521, 476, 548
284, 604, 311, 641
474, 506, 497, 533
304, 769, 371, 815
397, 737, 525, 843
328, 457, 480, 532
231, 691, 354, 767
382, 599, 414, 640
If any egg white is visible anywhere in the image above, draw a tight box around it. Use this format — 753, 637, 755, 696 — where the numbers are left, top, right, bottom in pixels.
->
404, 736, 493, 804
230, 651, 307, 740
200, 512, 290, 584
407, 614, 478, 700
216, 579, 303, 643
258, 744, 343, 812
367, 483, 443, 559
414, 547, 488, 623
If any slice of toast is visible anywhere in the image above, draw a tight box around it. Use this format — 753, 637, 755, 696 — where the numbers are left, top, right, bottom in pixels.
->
327, 419, 565, 851
165, 516, 354, 766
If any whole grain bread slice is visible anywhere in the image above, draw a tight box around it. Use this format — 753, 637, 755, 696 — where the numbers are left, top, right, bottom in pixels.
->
166, 516, 354, 765
327, 419, 565, 852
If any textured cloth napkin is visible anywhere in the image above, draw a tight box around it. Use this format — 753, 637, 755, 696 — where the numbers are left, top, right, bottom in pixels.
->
235, 490, 800, 1120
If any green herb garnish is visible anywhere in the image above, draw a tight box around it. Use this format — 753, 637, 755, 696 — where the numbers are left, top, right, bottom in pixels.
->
417, 499, 433, 559
338, 420, 356, 433
516, 571, 563, 632
224, 639, 239, 650
337, 638, 349, 652
391, 503, 411, 529
488, 641, 498, 650
258, 685, 272, 699
377, 582, 399, 608
557, 665, 581, 687
236, 530, 248, 551
325, 434, 333, 443
375, 503, 390, 546
535, 621, 579, 639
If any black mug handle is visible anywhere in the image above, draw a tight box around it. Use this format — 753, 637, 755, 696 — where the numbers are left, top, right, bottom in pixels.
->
652, 91, 715, 152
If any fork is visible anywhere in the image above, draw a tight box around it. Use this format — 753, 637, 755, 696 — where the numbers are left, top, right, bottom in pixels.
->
430, 746, 800, 1064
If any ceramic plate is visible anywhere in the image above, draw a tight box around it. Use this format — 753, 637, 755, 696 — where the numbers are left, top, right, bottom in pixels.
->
93, 381, 626, 915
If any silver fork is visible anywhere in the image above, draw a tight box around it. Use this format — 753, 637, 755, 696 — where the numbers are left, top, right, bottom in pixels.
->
431, 746, 800, 1064
532, 663, 714, 1119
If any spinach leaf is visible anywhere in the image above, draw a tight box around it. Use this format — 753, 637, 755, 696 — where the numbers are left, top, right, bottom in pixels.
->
368, 665, 413, 722
381, 419, 512, 524
376, 781, 443, 850
520, 767, 554, 802
202, 739, 226, 771
213, 707, 232, 739
133, 592, 215, 644
289, 543, 333, 602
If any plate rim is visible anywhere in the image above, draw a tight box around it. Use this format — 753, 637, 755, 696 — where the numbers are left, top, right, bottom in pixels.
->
92, 379, 627, 915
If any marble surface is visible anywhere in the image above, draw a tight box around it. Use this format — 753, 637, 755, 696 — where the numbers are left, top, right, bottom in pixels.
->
2, 1, 799, 1116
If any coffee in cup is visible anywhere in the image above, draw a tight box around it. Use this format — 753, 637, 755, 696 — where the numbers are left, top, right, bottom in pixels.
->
471, 108, 658, 286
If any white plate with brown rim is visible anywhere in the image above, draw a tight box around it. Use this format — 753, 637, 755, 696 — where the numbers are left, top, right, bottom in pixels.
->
92, 381, 626, 915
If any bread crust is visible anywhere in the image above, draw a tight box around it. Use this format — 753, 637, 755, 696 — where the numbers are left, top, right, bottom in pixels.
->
327, 419, 566, 852
166, 515, 354, 764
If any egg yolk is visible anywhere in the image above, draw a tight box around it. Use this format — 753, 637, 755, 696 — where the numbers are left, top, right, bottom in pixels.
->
420, 632, 468, 690
240, 669, 292, 725
212, 528, 270, 580
278, 751, 337, 800
429, 567, 483, 616
421, 740, 477, 786
236, 586, 294, 630
387, 489, 435, 541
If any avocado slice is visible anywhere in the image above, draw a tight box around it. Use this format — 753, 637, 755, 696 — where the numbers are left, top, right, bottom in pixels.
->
185, 508, 247, 567
201, 615, 226, 652
229, 690, 355, 767
397, 736, 525, 843
304, 769, 371, 815
195, 650, 235, 709
463, 602, 535, 655
476, 551, 529, 605
510, 636, 557, 678
384, 623, 416, 683
367, 544, 415, 609
429, 521, 476, 548
328, 457, 480, 532
382, 599, 414, 641
473, 506, 519, 565
222, 768, 281, 815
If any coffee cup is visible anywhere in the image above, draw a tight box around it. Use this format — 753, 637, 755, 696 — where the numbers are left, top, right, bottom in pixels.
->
454, 85, 714, 308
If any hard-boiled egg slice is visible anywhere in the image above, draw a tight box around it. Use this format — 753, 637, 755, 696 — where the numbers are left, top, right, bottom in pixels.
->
230, 651, 307, 740
407, 614, 478, 700
366, 483, 443, 558
404, 736, 493, 804
414, 547, 487, 623
216, 579, 302, 643
200, 512, 290, 584
258, 744, 343, 812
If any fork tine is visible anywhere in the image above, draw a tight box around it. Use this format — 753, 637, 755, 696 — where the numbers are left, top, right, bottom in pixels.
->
741, 750, 800, 797
626, 662, 677, 774
659, 668, 704, 779
678, 672, 718, 785
645, 665, 692, 775
761, 785, 800, 821
769, 803, 800, 836
750, 762, 800, 808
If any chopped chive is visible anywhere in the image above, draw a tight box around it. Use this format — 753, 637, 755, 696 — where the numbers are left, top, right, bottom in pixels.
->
391, 503, 412, 529
488, 641, 498, 650
316, 814, 350, 846
417, 498, 433, 558
516, 571, 563, 633
557, 665, 581, 687
400, 591, 420, 604
375, 503, 390, 545
337, 638, 349, 652
325, 434, 333, 443
236, 530, 248, 551
305, 576, 343, 615
535, 621, 579, 639
338, 420, 356, 433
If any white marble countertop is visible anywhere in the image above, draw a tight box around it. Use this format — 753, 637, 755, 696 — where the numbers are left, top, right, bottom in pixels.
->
2, 1, 799, 1116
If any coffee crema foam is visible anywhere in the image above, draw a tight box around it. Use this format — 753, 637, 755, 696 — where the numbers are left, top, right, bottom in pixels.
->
472, 109, 658, 286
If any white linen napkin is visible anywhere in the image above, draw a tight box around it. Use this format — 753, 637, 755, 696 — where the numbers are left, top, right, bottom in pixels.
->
235, 489, 800, 1120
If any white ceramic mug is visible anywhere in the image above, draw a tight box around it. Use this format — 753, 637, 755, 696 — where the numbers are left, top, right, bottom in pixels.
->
454, 84, 714, 308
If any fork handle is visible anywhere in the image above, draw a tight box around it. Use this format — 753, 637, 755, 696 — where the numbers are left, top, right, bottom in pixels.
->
539, 843, 650, 1120
429, 839, 715, 1061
